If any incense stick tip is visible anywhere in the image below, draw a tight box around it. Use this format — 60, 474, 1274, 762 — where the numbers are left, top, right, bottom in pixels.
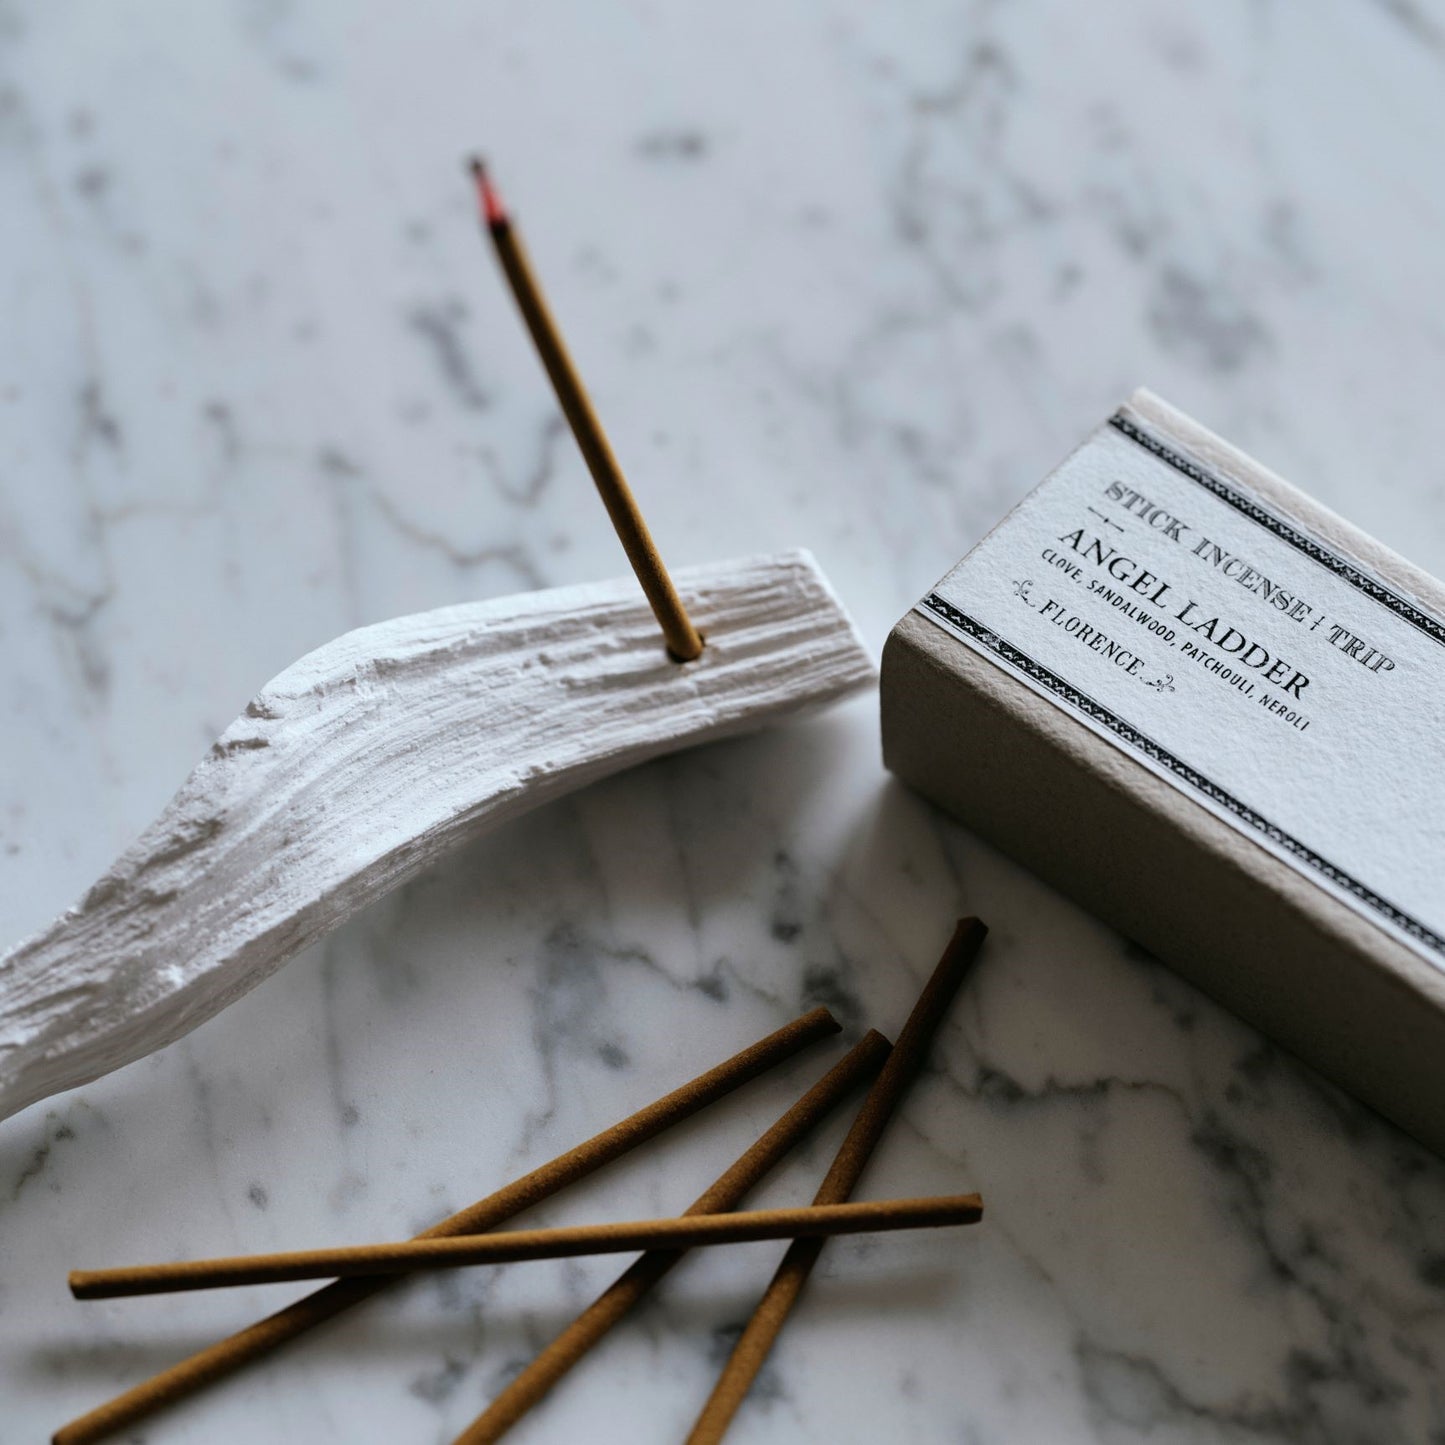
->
468, 155, 508, 227
805, 1006, 843, 1037
953, 916, 988, 946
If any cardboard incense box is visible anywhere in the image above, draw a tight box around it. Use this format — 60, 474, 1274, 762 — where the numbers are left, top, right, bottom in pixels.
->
882, 390, 1445, 1155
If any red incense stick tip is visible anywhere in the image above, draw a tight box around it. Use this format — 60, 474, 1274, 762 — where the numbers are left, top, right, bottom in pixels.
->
469, 156, 508, 228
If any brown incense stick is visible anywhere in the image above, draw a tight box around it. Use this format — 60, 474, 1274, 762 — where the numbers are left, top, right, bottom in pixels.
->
454, 1030, 891, 1444
686, 918, 988, 1444
471, 158, 704, 662
53, 1007, 838, 1445
71, 1195, 981, 1300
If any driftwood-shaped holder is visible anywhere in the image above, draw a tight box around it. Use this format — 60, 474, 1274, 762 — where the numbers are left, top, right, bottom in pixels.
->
0, 550, 873, 1123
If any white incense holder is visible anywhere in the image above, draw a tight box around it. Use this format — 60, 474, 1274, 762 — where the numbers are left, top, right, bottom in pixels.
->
0, 549, 873, 1123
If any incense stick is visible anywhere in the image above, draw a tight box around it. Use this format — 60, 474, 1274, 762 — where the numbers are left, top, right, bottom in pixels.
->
53, 1007, 839, 1445
471, 158, 704, 662
685, 918, 988, 1444
454, 1030, 891, 1444
71, 1195, 981, 1300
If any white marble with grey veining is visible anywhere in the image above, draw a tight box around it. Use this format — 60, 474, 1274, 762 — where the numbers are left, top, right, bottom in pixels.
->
3, 3, 1445, 1442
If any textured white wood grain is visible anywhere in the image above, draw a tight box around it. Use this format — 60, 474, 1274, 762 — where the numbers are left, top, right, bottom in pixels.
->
0, 550, 873, 1122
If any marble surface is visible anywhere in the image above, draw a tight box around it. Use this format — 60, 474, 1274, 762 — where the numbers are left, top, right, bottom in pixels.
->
3, 2, 1445, 1441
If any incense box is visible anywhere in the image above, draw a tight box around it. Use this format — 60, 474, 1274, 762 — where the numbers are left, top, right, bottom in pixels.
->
882, 390, 1445, 1154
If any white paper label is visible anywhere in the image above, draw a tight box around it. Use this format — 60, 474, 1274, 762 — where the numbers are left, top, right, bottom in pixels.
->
918, 410, 1445, 965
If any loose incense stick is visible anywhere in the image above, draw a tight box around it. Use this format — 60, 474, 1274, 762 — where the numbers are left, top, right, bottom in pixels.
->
455, 1030, 891, 1444
72, 1195, 981, 1300
686, 918, 988, 1444
53, 1008, 838, 1445
471, 158, 704, 662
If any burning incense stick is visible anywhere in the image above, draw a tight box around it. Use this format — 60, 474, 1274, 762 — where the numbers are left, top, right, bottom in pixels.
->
71, 1195, 982, 1300
685, 918, 989, 1444
455, 1030, 892, 1444
53, 1007, 839, 1445
471, 158, 704, 662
